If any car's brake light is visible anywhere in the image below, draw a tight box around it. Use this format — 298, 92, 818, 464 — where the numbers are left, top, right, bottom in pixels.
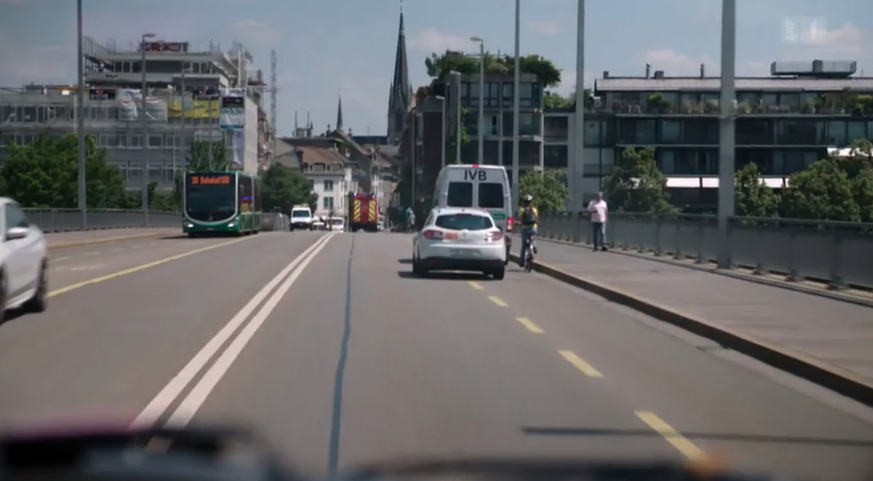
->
487, 231, 504, 242
422, 229, 444, 240
506, 217, 513, 232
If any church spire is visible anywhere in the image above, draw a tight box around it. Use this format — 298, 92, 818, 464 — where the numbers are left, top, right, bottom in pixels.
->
387, 0, 410, 144
336, 90, 344, 132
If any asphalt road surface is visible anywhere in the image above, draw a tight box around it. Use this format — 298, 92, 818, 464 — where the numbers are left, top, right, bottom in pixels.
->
0, 232, 871, 481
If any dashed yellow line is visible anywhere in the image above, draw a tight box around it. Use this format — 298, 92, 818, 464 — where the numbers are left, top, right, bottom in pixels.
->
488, 296, 508, 307
516, 317, 544, 333
468, 281, 484, 290
635, 411, 706, 459
558, 350, 603, 377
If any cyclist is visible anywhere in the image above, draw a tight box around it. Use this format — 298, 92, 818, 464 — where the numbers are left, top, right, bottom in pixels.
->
517, 194, 539, 267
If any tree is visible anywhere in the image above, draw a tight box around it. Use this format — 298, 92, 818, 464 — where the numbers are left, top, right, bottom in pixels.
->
496, 55, 561, 87
781, 159, 859, 221
518, 169, 569, 213
734, 162, 779, 217
601, 147, 676, 213
186, 140, 228, 172
425, 51, 562, 87
0, 133, 127, 209
260, 163, 317, 215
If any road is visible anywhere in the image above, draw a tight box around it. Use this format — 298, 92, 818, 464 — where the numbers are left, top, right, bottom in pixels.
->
0, 232, 871, 481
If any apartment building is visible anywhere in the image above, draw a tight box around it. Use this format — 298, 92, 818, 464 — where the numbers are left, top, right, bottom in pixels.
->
401, 72, 545, 209
544, 59, 873, 210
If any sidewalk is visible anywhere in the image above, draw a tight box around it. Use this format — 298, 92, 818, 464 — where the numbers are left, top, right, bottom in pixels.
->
532, 239, 873, 387
46, 228, 178, 248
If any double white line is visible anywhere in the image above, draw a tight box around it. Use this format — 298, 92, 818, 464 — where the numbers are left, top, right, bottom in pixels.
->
131, 232, 337, 430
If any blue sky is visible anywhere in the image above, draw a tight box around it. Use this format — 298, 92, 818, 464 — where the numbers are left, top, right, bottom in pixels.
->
1, 0, 870, 137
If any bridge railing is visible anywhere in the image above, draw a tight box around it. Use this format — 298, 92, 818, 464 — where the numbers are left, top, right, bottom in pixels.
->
539, 212, 873, 290
23, 209, 181, 233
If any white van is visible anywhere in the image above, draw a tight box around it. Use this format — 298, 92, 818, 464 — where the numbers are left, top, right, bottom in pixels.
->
434, 164, 512, 264
290, 205, 313, 231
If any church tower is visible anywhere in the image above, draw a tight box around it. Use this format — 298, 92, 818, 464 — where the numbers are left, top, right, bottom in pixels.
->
386, 1, 410, 145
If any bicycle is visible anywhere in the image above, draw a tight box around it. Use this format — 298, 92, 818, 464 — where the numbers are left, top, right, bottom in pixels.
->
523, 234, 535, 272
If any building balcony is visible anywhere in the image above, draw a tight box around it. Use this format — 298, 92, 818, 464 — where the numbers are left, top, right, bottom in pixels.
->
603, 100, 873, 117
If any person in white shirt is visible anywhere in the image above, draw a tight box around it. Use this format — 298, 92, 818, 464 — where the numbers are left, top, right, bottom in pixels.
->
586, 192, 608, 251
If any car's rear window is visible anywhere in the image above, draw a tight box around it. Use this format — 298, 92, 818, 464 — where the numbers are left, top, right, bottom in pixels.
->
435, 213, 494, 231
478, 183, 504, 208
446, 182, 473, 207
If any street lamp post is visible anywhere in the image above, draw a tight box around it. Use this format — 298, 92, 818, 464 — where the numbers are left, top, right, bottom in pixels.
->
140, 32, 155, 226
178, 65, 192, 176
571, 0, 585, 242
436, 96, 446, 169
76, 0, 86, 226
511, 0, 521, 208
471, 37, 485, 165
450, 71, 462, 164
717, 0, 737, 268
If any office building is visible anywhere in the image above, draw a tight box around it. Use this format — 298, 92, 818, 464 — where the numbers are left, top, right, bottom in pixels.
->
401, 71, 545, 209
544, 59, 873, 210
0, 37, 272, 190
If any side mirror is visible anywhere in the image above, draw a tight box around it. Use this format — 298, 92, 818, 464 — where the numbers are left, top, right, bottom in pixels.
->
5, 226, 29, 241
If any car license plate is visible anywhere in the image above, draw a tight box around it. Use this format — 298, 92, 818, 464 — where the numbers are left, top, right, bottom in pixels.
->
452, 249, 479, 257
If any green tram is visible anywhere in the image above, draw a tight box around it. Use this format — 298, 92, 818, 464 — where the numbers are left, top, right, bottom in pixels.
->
183, 171, 262, 237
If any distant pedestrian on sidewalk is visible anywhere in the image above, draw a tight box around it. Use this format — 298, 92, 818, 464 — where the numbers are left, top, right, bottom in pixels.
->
587, 192, 608, 252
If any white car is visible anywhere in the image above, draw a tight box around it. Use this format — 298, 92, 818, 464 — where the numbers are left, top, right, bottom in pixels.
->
412, 207, 506, 280
0, 198, 48, 316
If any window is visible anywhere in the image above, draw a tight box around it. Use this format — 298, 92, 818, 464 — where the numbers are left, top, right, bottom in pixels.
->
776, 120, 821, 145
544, 145, 568, 169
478, 183, 505, 208
660, 120, 682, 143
323, 179, 334, 191
583, 120, 601, 146
519, 113, 539, 136
446, 182, 473, 207
847, 121, 867, 143
681, 119, 717, 144
827, 121, 847, 145
435, 213, 493, 231
469, 82, 480, 107
4, 203, 29, 232
619, 119, 656, 144
519, 83, 533, 108
737, 120, 771, 145
502, 82, 513, 108
149, 135, 163, 148
487, 82, 500, 107
323, 197, 334, 209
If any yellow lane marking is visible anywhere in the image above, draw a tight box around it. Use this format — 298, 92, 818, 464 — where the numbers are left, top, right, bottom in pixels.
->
85, 251, 101, 256
516, 317, 544, 333
48, 237, 251, 298
635, 411, 706, 459
488, 296, 508, 307
558, 350, 603, 377
70, 265, 103, 272
468, 281, 484, 290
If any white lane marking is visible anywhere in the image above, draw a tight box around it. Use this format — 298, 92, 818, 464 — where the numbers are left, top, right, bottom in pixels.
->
165, 233, 333, 427
130, 233, 336, 428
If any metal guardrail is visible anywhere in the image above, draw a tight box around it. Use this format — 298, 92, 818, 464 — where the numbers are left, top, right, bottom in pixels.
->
539, 212, 873, 290
260, 213, 289, 232
23, 209, 181, 233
